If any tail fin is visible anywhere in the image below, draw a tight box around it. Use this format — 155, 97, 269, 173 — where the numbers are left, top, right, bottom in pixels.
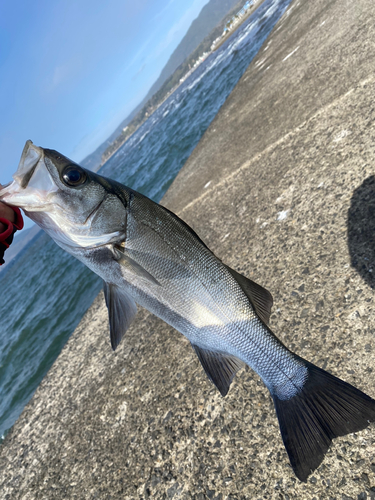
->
272, 359, 375, 481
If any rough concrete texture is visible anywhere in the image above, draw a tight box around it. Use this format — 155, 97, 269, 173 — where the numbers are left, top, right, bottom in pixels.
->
1, 0, 375, 498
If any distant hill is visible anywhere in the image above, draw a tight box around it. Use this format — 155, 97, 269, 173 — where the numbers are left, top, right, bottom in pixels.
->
81, 0, 246, 171
144, 0, 242, 103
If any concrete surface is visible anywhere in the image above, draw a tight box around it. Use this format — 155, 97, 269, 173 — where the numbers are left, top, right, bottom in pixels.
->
1, 0, 375, 498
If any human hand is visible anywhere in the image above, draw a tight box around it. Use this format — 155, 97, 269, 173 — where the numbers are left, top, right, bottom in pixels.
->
0, 184, 16, 232
0, 185, 24, 265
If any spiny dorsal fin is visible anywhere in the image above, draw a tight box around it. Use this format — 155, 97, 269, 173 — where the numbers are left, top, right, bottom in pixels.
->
225, 265, 273, 325
191, 343, 245, 396
103, 281, 137, 350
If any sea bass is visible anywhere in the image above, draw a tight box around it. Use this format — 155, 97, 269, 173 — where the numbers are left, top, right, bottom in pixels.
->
1, 141, 375, 481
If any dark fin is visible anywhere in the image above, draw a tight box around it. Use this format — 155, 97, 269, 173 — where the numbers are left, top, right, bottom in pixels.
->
272, 359, 375, 482
225, 265, 273, 324
113, 246, 160, 286
191, 343, 245, 396
103, 281, 137, 350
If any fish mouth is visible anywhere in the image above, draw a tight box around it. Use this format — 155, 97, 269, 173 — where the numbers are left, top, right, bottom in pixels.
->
14, 140, 43, 188
0, 140, 58, 210
0, 181, 12, 191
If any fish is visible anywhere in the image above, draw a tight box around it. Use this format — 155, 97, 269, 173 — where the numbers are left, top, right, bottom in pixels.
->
1, 140, 375, 481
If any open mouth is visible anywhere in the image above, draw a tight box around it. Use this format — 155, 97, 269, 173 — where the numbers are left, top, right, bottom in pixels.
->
0, 181, 12, 190
13, 140, 43, 187
0, 140, 57, 209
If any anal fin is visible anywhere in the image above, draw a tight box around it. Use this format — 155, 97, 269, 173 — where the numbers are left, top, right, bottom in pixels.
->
191, 343, 245, 396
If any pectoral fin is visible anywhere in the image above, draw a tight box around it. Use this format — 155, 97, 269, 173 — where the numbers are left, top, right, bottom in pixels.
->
114, 246, 160, 286
225, 265, 273, 325
103, 281, 138, 350
191, 343, 245, 396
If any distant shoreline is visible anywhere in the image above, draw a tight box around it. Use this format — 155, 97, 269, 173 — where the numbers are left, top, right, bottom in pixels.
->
213, 0, 268, 51
100, 0, 269, 167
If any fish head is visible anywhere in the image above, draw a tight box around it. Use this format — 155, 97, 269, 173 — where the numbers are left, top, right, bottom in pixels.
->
0, 140, 127, 249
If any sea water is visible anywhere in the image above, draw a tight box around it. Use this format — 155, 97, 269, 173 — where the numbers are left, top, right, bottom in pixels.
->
0, 0, 292, 440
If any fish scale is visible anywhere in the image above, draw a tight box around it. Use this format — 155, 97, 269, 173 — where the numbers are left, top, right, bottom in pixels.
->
1, 140, 375, 482
127, 190, 309, 392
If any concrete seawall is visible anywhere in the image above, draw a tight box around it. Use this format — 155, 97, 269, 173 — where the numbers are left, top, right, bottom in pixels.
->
1, 0, 375, 498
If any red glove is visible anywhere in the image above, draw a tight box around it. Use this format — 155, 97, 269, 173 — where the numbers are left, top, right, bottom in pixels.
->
0, 207, 24, 265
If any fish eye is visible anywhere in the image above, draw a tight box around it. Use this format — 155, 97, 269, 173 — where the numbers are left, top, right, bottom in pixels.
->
62, 166, 87, 187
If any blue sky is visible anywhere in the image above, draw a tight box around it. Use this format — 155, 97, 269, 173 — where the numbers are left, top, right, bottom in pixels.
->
0, 0, 209, 184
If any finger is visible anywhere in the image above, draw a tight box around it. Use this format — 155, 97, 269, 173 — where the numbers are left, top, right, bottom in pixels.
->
0, 202, 16, 223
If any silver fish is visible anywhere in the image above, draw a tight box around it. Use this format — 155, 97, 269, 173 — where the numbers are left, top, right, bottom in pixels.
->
1, 140, 375, 481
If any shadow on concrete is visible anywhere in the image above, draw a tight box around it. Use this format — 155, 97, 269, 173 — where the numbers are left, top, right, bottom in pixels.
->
347, 176, 375, 289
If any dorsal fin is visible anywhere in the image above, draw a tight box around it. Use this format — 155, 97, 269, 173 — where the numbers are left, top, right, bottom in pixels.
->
225, 265, 273, 325
191, 343, 245, 396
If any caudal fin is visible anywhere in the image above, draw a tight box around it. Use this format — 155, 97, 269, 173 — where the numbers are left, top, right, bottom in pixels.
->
272, 359, 375, 481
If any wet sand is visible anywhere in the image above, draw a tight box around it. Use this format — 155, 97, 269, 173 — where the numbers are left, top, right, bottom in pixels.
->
1, 0, 375, 498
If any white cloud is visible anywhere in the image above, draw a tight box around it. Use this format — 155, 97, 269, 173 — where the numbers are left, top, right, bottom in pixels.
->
154, 0, 177, 19
52, 65, 69, 87
47, 56, 82, 92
